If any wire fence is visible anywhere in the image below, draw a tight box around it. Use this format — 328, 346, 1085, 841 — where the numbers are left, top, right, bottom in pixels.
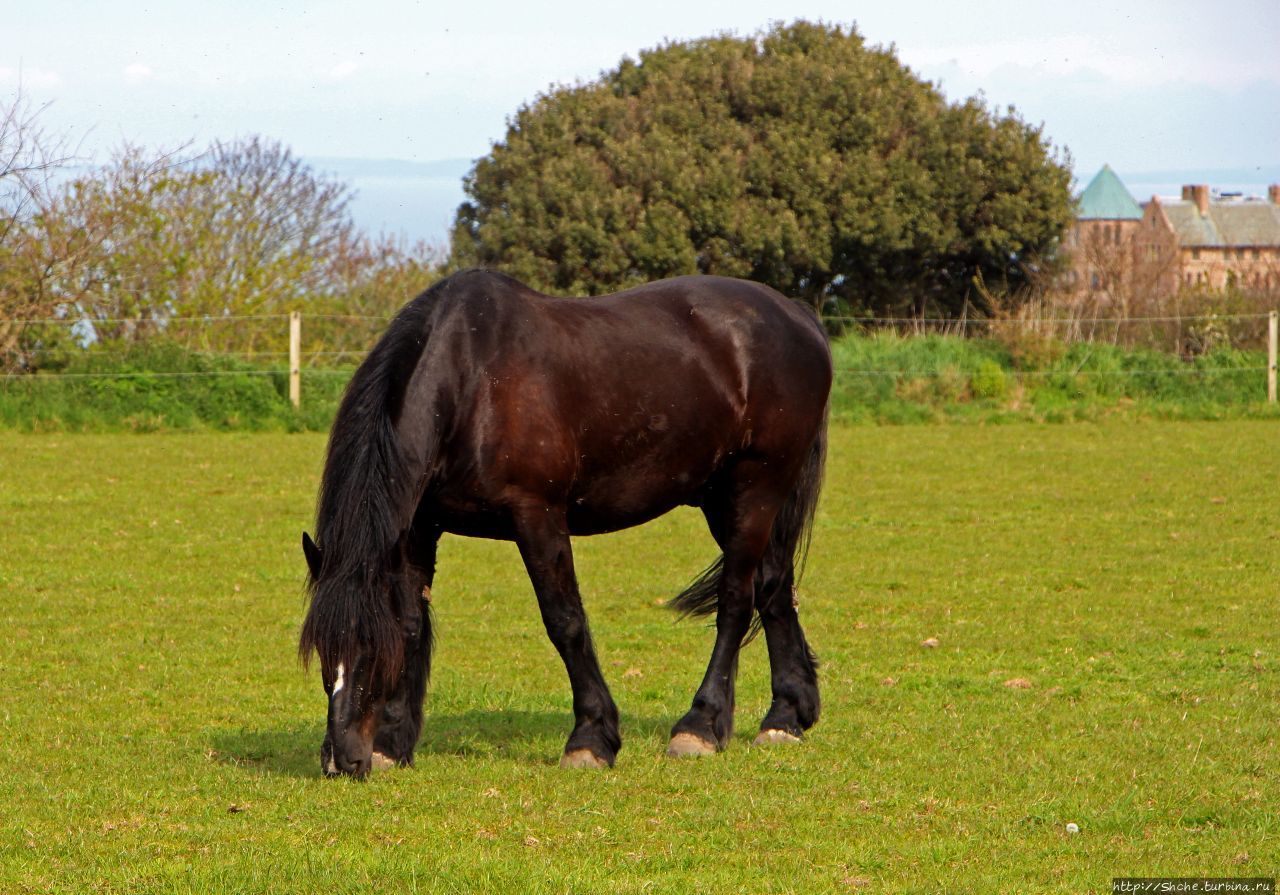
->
833, 366, 1269, 377
822, 312, 1278, 325
2, 308, 1277, 405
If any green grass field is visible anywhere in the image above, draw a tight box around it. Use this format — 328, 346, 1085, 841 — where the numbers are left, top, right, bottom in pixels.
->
1, 423, 1276, 893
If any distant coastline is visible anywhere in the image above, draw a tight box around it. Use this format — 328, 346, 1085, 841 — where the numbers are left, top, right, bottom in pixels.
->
1076, 165, 1280, 204
320, 157, 1280, 250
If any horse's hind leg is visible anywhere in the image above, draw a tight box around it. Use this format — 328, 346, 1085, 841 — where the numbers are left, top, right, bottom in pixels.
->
513, 505, 621, 768
668, 477, 778, 756
752, 553, 819, 745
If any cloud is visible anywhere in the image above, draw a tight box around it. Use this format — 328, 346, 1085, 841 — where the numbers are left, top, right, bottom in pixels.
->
328, 60, 361, 80
900, 33, 1279, 91
123, 63, 154, 82
0, 66, 62, 89
910, 57, 1280, 173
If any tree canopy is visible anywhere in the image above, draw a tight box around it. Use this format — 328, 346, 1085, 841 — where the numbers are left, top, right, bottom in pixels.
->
451, 21, 1074, 316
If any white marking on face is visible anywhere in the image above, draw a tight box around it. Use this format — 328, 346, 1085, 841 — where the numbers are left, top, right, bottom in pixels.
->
325, 755, 339, 775
332, 663, 345, 696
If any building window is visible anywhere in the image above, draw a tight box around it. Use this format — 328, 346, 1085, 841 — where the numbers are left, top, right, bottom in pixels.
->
1253, 249, 1261, 260
1191, 248, 1201, 260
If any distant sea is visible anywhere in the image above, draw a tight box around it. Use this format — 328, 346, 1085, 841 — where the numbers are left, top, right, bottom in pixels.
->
1086, 166, 1280, 204
309, 157, 473, 251
317, 158, 1280, 249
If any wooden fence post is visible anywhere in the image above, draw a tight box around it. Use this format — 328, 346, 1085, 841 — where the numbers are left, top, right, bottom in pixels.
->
289, 311, 301, 409
1269, 310, 1277, 405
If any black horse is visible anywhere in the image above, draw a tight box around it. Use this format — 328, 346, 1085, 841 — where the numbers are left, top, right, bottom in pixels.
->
299, 269, 831, 776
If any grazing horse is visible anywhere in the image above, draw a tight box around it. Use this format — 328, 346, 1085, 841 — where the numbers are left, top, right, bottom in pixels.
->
299, 269, 831, 776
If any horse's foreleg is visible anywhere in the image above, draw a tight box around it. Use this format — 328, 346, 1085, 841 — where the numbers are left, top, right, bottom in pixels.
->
514, 506, 620, 768
372, 527, 439, 768
668, 491, 776, 757
371, 603, 431, 767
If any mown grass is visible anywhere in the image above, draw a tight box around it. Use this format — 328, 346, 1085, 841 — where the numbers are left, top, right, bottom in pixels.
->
1, 423, 1277, 893
2, 333, 1277, 431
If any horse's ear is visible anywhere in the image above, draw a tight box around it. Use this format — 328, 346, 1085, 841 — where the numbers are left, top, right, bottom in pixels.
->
302, 532, 322, 578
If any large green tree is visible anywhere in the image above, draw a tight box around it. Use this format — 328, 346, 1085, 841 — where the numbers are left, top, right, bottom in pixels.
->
451, 21, 1073, 316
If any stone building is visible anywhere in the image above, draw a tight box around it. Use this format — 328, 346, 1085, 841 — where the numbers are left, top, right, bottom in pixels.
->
1137, 184, 1280, 294
1062, 165, 1143, 297
1065, 165, 1280, 302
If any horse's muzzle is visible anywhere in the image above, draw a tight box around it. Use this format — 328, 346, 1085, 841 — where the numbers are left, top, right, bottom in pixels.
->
321, 730, 373, 779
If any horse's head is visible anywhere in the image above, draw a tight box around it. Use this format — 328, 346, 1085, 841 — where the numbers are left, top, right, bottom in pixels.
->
300, 532, 424, 779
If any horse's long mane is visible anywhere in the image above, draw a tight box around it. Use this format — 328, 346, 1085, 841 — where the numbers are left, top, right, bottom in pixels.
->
298, 281, 444, 688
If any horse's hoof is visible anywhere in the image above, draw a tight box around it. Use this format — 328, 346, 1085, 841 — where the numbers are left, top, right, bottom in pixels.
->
753, 728, 802, 747
371, 751, 397, 770
560, 749, 609, 769
666, 732, 717, 757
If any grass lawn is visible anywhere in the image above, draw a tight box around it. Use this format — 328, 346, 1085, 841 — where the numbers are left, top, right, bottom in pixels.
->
0, 422, 1276, 893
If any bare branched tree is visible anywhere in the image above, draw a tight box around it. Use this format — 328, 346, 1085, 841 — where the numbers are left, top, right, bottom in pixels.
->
29, 137, 363, 351
3, 119, 442, 370
0, 86, 71, 242
0, 85, 77, 371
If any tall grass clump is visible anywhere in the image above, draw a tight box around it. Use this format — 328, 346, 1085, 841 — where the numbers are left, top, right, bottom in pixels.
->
0, 342, 351, 432
829, 330, 1275, 424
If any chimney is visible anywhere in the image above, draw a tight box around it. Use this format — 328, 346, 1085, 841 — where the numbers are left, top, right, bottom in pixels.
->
1182, 184, 1210, 215
1269, 184, 1280, 205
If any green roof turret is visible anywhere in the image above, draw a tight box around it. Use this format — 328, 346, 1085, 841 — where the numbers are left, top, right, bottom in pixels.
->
1077, 165, 1142, 220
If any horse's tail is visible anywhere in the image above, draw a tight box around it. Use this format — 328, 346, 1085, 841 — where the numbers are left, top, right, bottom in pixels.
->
669, 410, 828, 642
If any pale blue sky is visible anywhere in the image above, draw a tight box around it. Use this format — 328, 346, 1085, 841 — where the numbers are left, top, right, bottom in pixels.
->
4, 0, 1278, 241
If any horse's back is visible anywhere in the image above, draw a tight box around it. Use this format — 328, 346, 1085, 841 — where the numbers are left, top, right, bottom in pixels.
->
578, 275, 826, 352
435, 269, 822, 342
409, 271, 831, 536
595, 275, 832, 418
